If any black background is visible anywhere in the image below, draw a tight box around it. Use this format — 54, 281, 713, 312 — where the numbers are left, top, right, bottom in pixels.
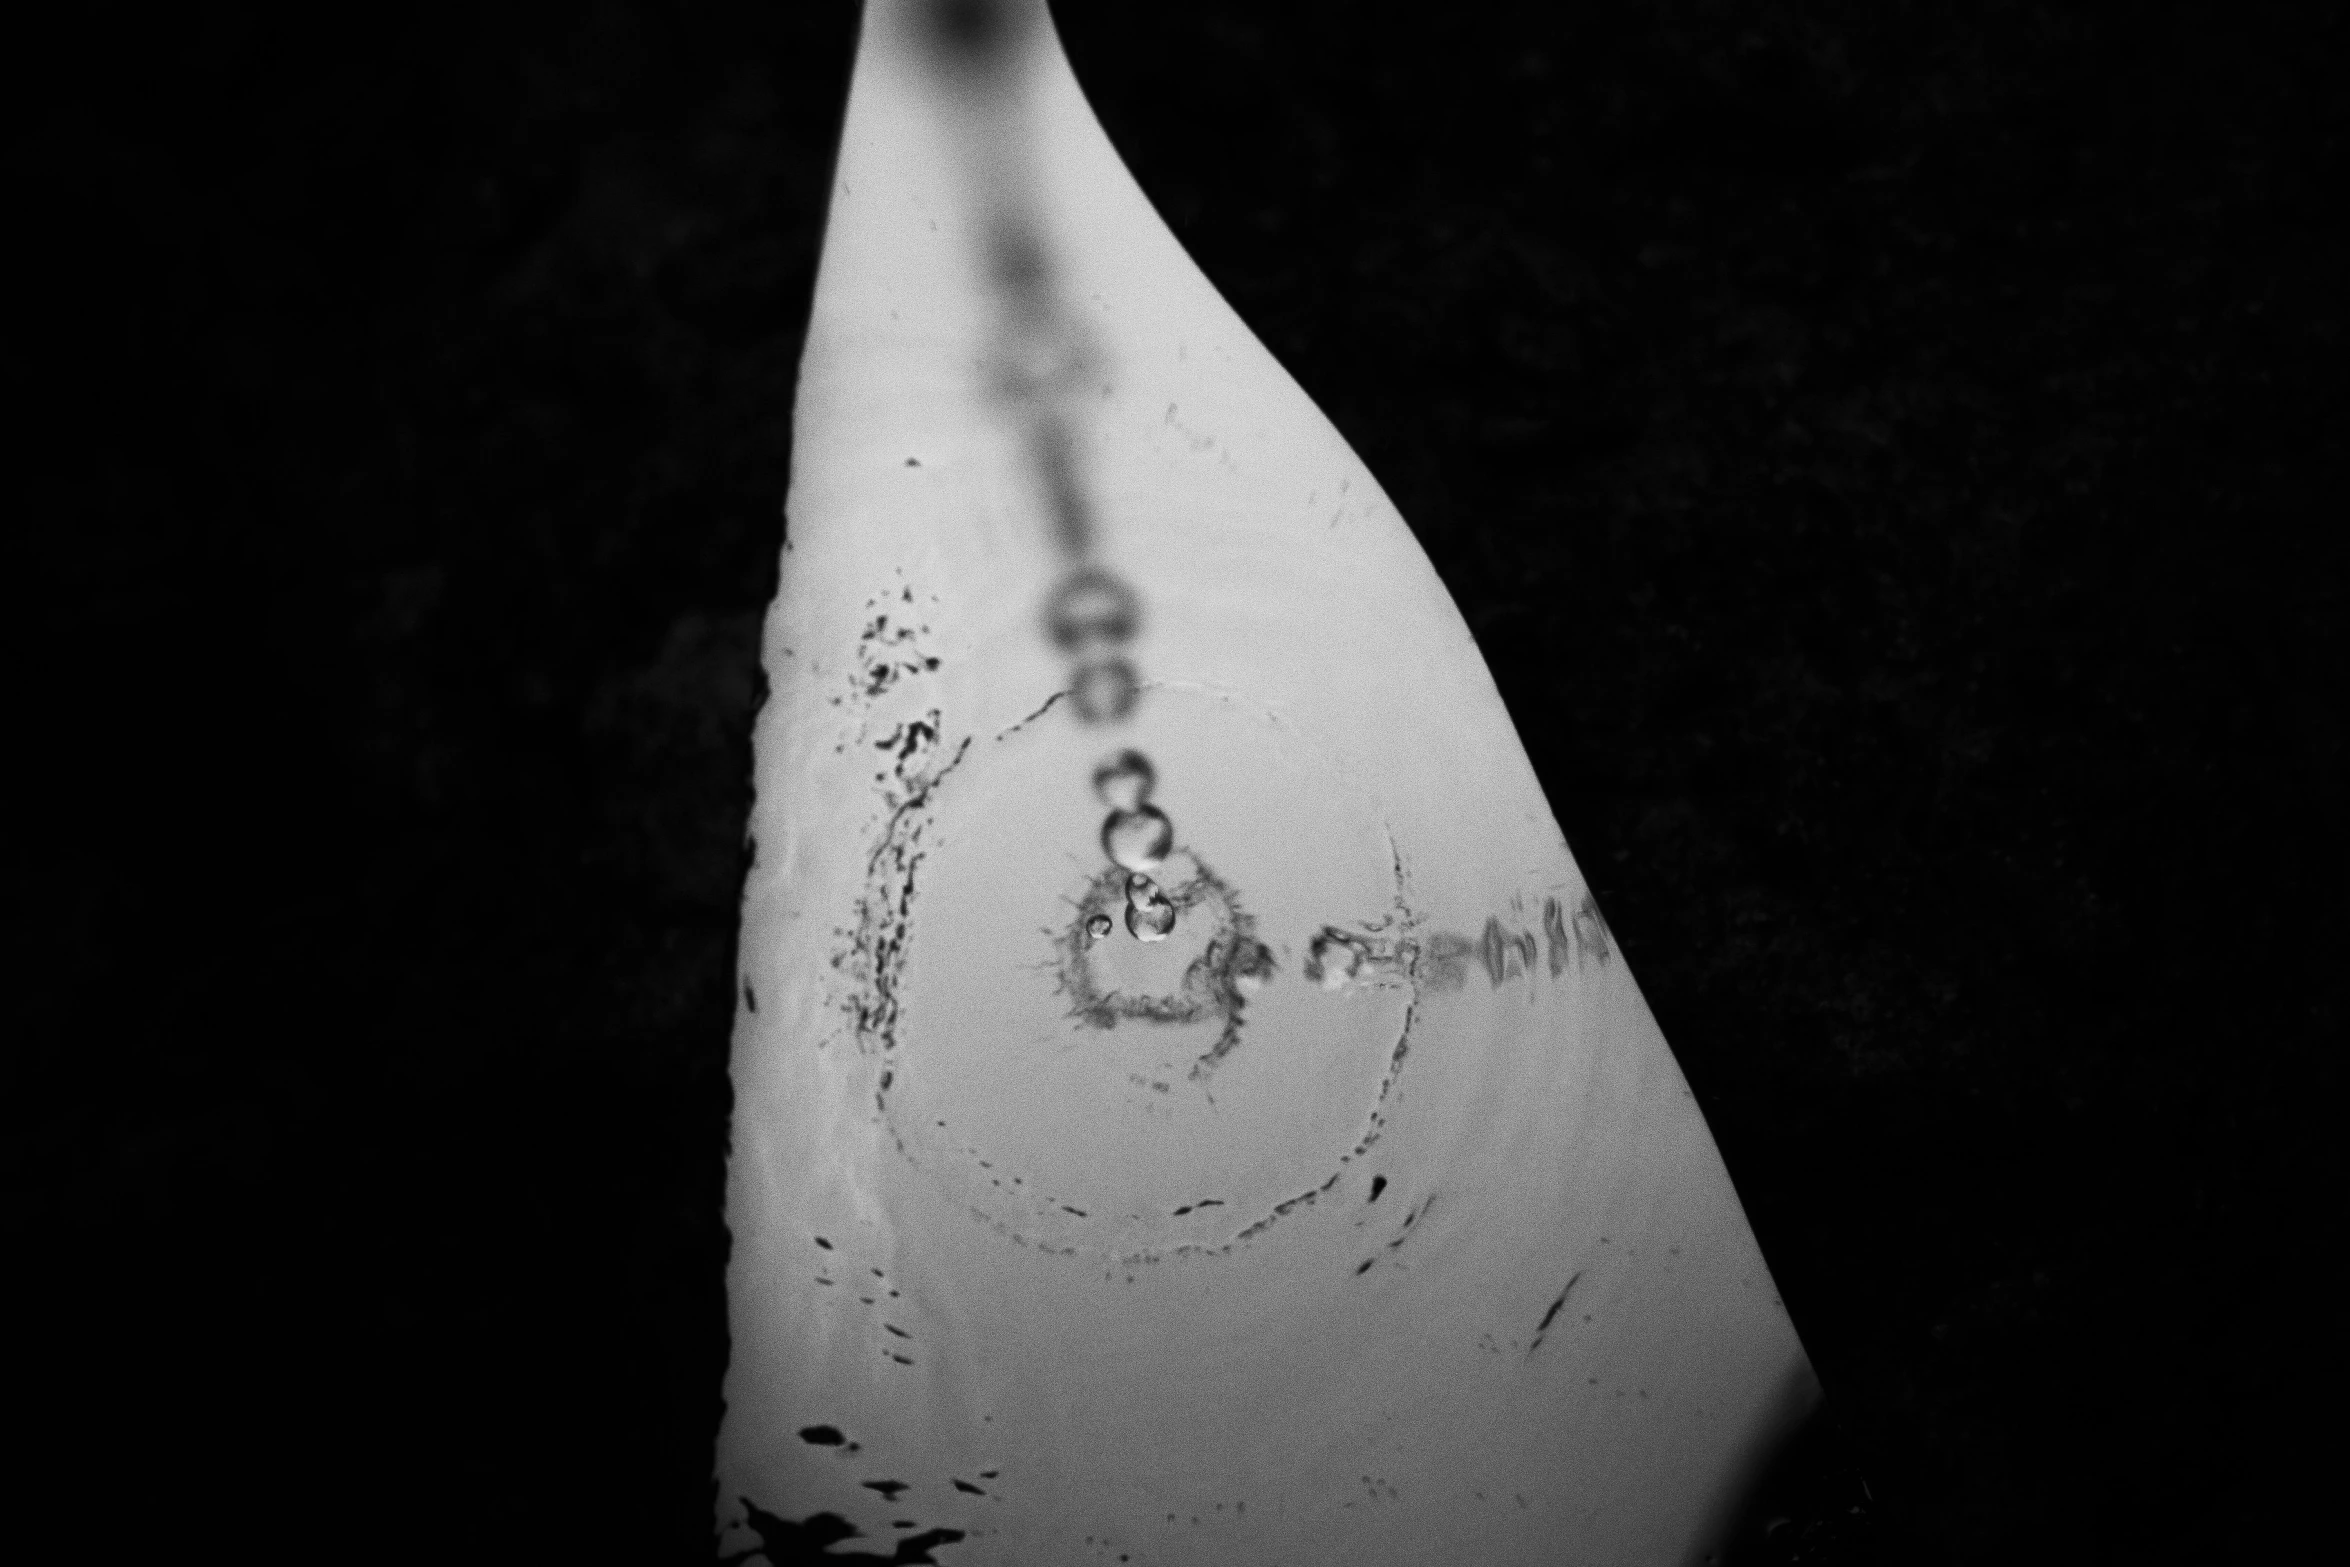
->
14, 1, 2342, 1562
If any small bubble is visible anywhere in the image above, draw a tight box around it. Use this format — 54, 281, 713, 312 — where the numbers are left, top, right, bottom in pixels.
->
1070, 656, 1139, 723
1092, 749, 1155, 812
1126, 891, 1177, 942
1125, 871, 1160, 909
1085, 913, 1114, 939
1045, 568, 1140, 653
1103, 806, 1174, 873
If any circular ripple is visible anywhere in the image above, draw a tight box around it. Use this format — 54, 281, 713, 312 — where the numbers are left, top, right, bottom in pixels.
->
884, 684, 1415, 1257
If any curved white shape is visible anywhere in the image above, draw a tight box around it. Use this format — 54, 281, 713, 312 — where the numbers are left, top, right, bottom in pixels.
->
719, 4, 1817, 1562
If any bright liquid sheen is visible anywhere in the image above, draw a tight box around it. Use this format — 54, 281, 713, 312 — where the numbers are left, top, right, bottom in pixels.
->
718, 5, 1816, 1557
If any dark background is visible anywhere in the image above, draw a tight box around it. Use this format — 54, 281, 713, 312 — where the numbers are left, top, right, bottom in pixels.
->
14, 1, 2342, 1562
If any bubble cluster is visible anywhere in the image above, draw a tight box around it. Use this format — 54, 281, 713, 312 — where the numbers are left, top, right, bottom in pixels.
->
1086, 743, 1184, 944
928, 0, 1190, 965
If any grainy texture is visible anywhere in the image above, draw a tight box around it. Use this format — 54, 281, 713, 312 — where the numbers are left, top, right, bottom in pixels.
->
14, 1, 2341, 1562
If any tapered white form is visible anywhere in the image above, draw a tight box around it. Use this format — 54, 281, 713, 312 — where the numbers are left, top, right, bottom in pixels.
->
719, 4, 1817, 1562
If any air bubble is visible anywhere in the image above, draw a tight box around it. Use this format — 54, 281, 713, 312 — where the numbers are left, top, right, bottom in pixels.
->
1125, 890, 1177, 942
1092, 749, 1155, 812
1045, 568, 1140, 653
1125, 871, 1159, 909
1103, 806, 1174, 873
1085, 913, 1114, 939
1070, 656, 1139, 724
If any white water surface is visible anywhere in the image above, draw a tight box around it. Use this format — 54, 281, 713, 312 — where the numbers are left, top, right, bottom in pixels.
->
719, 4, 1816, 1562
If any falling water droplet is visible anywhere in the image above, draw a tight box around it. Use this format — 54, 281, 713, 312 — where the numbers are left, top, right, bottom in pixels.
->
1070, 656, 1139, 724
1091, 749, 1155, 812
1126, 891, 1177, 942
1045, 567, 1140, 653
1103, 806, 1173, 872
1085, 913, 1114, 939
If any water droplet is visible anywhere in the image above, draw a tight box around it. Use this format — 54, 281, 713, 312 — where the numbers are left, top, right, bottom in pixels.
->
1103, 806, 1174, 873
1045, 568, 1139, 653
1126, 891, 1177, 942
1070, 656, 1139, 723
1091, 749, 1155, 812
1085, 913, 1114, 939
